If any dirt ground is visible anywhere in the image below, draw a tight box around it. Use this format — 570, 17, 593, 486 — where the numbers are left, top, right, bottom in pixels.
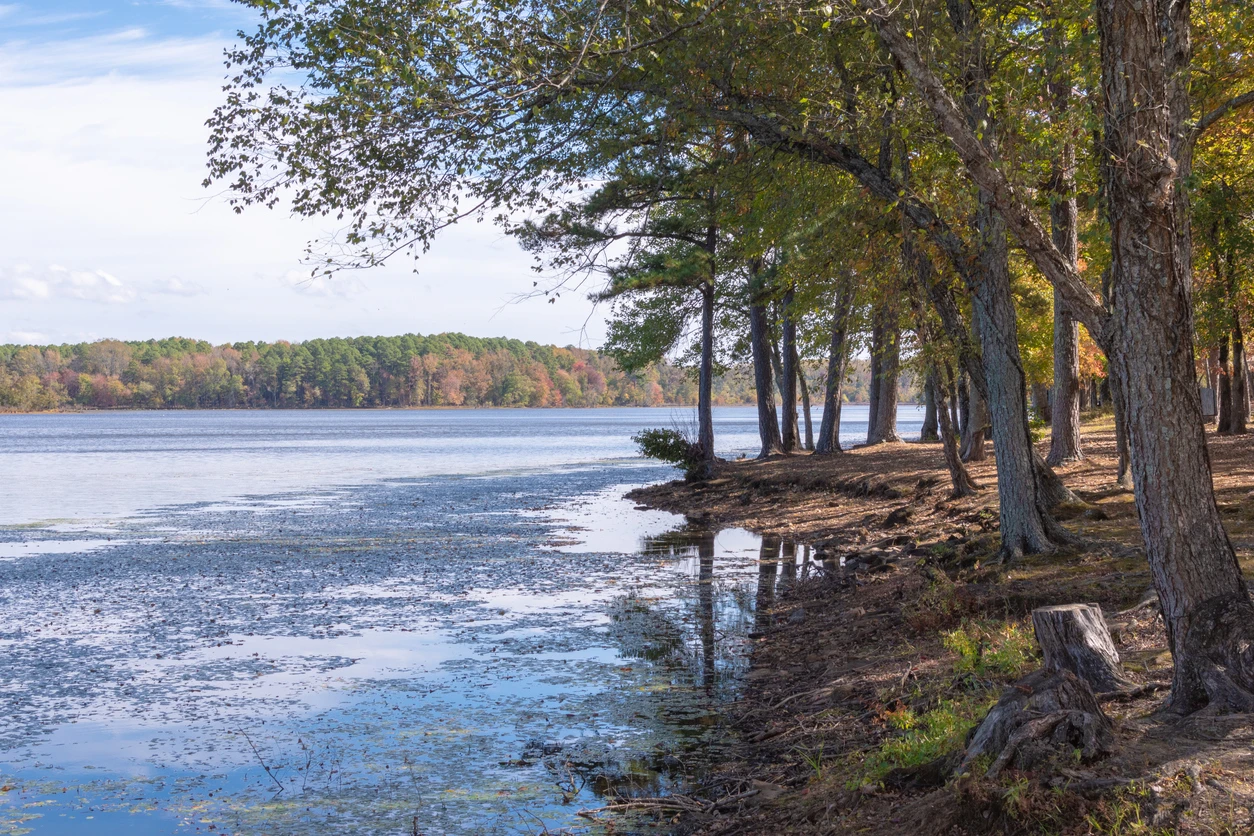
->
628, 416, 1254, 835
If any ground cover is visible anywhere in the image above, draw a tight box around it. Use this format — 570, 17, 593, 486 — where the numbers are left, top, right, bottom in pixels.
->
630, 416, 1254, 835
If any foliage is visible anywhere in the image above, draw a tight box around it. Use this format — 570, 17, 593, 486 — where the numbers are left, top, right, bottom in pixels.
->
855, 696, 998, 786
943, 621, 1038, 680
631, 427, 705, 479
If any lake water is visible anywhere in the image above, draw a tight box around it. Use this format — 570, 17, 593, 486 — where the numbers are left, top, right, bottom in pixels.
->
0, 406, 922, 835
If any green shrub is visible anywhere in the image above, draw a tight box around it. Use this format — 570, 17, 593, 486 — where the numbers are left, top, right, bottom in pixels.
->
632, 427, 706, 480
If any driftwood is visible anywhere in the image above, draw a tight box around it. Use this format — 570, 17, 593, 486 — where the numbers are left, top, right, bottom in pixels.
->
1032, 603, 1135, 692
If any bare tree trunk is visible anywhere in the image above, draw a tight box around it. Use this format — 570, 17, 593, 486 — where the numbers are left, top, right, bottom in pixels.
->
921, 375, 940, 442
797, 357, 815, 450
697, 280, 715, 478
779, 289, 799, 453
1046, 26, 1085, 466
1099, 0, 1254, 713
749, 302, 782, 458
1230, 259, 1248, 433
867, 302, 902, 444
1218, 337, 1232, 434
957, 372, 970, 439
816, 281, 856, 455
947, 364, 961, 441
933, 368, 979, 497
1108, 371, 1134, 490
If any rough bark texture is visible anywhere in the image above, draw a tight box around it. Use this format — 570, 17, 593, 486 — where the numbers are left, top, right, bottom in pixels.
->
1232, 319, 1248, 434
697, 280, 715, 478
1099, 0, 1254, 713
921, 376, 940, 442
815, 282, 856, 455
1046, 38, 1085, 466
932, 369, 979, 497
959, 668, 1115, 780
797, 354, 814, 450
1108, 370, 1134, 489
867, 302, 902, 444
1218, 337, 1232, 434
1032, 604, 1134, 693
779, 292, 799, 454
749, 302, 782, 458
1048, 285, 1083, 465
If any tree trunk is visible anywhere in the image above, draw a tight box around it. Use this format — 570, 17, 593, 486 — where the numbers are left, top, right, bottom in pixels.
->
1032, 604, 1134, 693
816, 282, 856, 455
920, 375, 940, 442
1099, 0, 1254, 713
1218, 337, 1232, 434
797, 357, 815, 450
779, 290, 799, 453
971, 198, 1057, 558
1045, 20, 1085, 466
749, 302, 783, 458
932, 369, 979, 497
956, 371, 969, 439
1108, 370, 1134, 490
867, 302, 902, 444
1231, 320, 1248, 434
697, 280, 715, 477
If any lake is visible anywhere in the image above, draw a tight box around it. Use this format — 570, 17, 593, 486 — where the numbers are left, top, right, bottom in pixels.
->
0, 406, 922, 834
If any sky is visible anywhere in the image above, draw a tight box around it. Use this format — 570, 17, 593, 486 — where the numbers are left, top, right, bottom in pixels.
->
0, 1, 609, 347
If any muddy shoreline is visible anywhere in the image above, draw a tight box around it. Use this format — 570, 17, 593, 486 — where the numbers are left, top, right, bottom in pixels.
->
630, 422, 1254, 835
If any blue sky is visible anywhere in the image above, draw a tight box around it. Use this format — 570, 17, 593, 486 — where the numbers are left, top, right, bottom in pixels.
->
0, 1, 608, 346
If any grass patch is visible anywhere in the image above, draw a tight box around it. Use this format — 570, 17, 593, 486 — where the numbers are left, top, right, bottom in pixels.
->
942, 620, 1038, 679
853, 695, 998, 786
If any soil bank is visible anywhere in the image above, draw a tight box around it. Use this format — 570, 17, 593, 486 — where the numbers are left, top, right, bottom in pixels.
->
629, 417, 1254, 835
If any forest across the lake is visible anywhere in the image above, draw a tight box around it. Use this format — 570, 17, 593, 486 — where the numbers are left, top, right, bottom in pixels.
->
0, 334, 919, 412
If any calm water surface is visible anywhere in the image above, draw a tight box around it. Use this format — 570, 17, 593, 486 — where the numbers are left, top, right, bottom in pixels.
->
0, 406, 921, 835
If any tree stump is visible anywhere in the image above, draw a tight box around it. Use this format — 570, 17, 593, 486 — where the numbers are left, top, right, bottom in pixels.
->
958, 668, 1114, 779
1032, 603, 1134, 693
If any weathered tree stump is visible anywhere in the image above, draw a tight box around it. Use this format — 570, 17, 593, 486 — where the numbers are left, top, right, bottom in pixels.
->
958, 668, 1115, 778
1032, 603, 1134, 693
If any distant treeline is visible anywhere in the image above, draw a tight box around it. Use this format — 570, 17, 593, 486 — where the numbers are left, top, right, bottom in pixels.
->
0, 334, 916, 412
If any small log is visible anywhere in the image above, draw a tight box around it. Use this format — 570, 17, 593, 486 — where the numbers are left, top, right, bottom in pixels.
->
1032, 603, 1134, 693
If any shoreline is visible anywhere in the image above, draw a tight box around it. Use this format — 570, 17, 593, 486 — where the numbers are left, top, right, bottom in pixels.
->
629, 419, 1254, 834
0, 401, 924, 416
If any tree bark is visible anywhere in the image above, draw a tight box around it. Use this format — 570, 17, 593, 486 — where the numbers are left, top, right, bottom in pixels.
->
1233, 322, 1249, 434
1099, 0, 1254, 713
921, 375, 940, 442
867, 301, 902, 444
1108, 370, 1134, 490
932, 368, 979, 497
749, 302, 782, 458
1032, 604, 1134, 693
779, 290, 799, 453
697, 279, 715, 478
797, 354, 815, 450
1218, 336, 1232, 434
816, 280, 856, 455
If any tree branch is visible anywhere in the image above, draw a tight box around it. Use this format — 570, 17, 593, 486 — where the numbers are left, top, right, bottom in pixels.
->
1191, 89, 1254, 146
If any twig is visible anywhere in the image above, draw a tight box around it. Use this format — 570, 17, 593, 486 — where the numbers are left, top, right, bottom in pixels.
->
239, 729, 285, 793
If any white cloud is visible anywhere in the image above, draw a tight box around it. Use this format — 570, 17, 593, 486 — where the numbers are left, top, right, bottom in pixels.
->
0, 28, 224, 85
0, 24, 608, 348
146, 276, 207, 297
281, 270, 367, 298
1, 330, 49, 344
0, 265, 137, 303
